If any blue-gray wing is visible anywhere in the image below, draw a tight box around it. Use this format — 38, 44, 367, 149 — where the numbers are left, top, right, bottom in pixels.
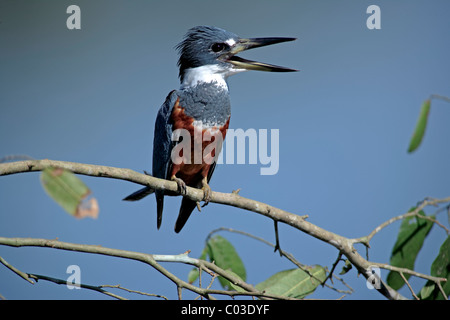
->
152, 90, 178, 181
153, 90, 179, 228
123, 90, 179, 230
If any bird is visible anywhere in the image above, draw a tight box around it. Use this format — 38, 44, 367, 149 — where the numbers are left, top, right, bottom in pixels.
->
124, 26, 296, 233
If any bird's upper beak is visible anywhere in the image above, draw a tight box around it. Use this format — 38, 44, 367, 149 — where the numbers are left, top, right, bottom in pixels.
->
226, 37, 297, 72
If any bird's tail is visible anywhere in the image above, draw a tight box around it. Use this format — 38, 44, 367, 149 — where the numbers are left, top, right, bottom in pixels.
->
123, 186, 155, 201
156, 191, 164, 229
174, 197, 197, 233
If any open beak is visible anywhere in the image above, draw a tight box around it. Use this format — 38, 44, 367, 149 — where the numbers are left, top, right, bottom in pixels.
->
226, 37, 298, 72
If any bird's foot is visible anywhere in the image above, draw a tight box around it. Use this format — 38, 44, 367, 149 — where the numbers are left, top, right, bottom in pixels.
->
171, 176, 187, 195
201, 177, 212, 207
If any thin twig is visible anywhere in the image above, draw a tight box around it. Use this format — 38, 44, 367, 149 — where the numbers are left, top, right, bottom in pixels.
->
100, 285, 168, 300
273, 220, 282, 256
0, 256, 34, 284
0, 236, 295, 300
207, 227, 307, 269
29, 274, 127, 300
355, 198, 450, 245
325, 252, 343, 285
437, 282, 449, 300
399, 272, 419, 300
372, 262, 447, 284
208, 227, 353, 295
430, 94, 450, 104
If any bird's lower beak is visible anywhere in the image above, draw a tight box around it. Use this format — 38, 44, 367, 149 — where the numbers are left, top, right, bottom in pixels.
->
226, 37, 297, 72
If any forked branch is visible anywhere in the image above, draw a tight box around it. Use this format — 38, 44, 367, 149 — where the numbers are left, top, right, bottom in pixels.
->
0, 159, 448, 300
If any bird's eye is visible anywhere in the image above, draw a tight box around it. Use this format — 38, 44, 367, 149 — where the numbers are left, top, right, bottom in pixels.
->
211, 42, 226, 53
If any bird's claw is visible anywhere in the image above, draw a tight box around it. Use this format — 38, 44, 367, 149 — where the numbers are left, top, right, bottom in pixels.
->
202, 185, 211, 205
201, 178, 212, 207
171, 176, 187, 195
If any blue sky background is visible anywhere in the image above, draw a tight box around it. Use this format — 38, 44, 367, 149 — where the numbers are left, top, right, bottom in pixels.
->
1, 0, 449, 300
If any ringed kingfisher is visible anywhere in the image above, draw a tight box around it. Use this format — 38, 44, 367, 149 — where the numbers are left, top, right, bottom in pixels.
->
124, 26, 296, 233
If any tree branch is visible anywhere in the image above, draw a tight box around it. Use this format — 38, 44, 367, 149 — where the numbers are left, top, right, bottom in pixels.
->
355, 198, 450, 246
28, 273, 128, 300
1, 159, 448, 300
0, 236, 296, 300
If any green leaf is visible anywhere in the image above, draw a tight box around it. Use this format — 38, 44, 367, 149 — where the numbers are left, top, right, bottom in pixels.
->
224, 270, 247, 293
386, 208, 434, 290
419, 281, 436, 300
206, 235, 246, 290
255, 265, 326, 299
40, 167, 98, 219
339, 259, 353, 275
408, 99, 431, 153
418, 236, 450, 300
